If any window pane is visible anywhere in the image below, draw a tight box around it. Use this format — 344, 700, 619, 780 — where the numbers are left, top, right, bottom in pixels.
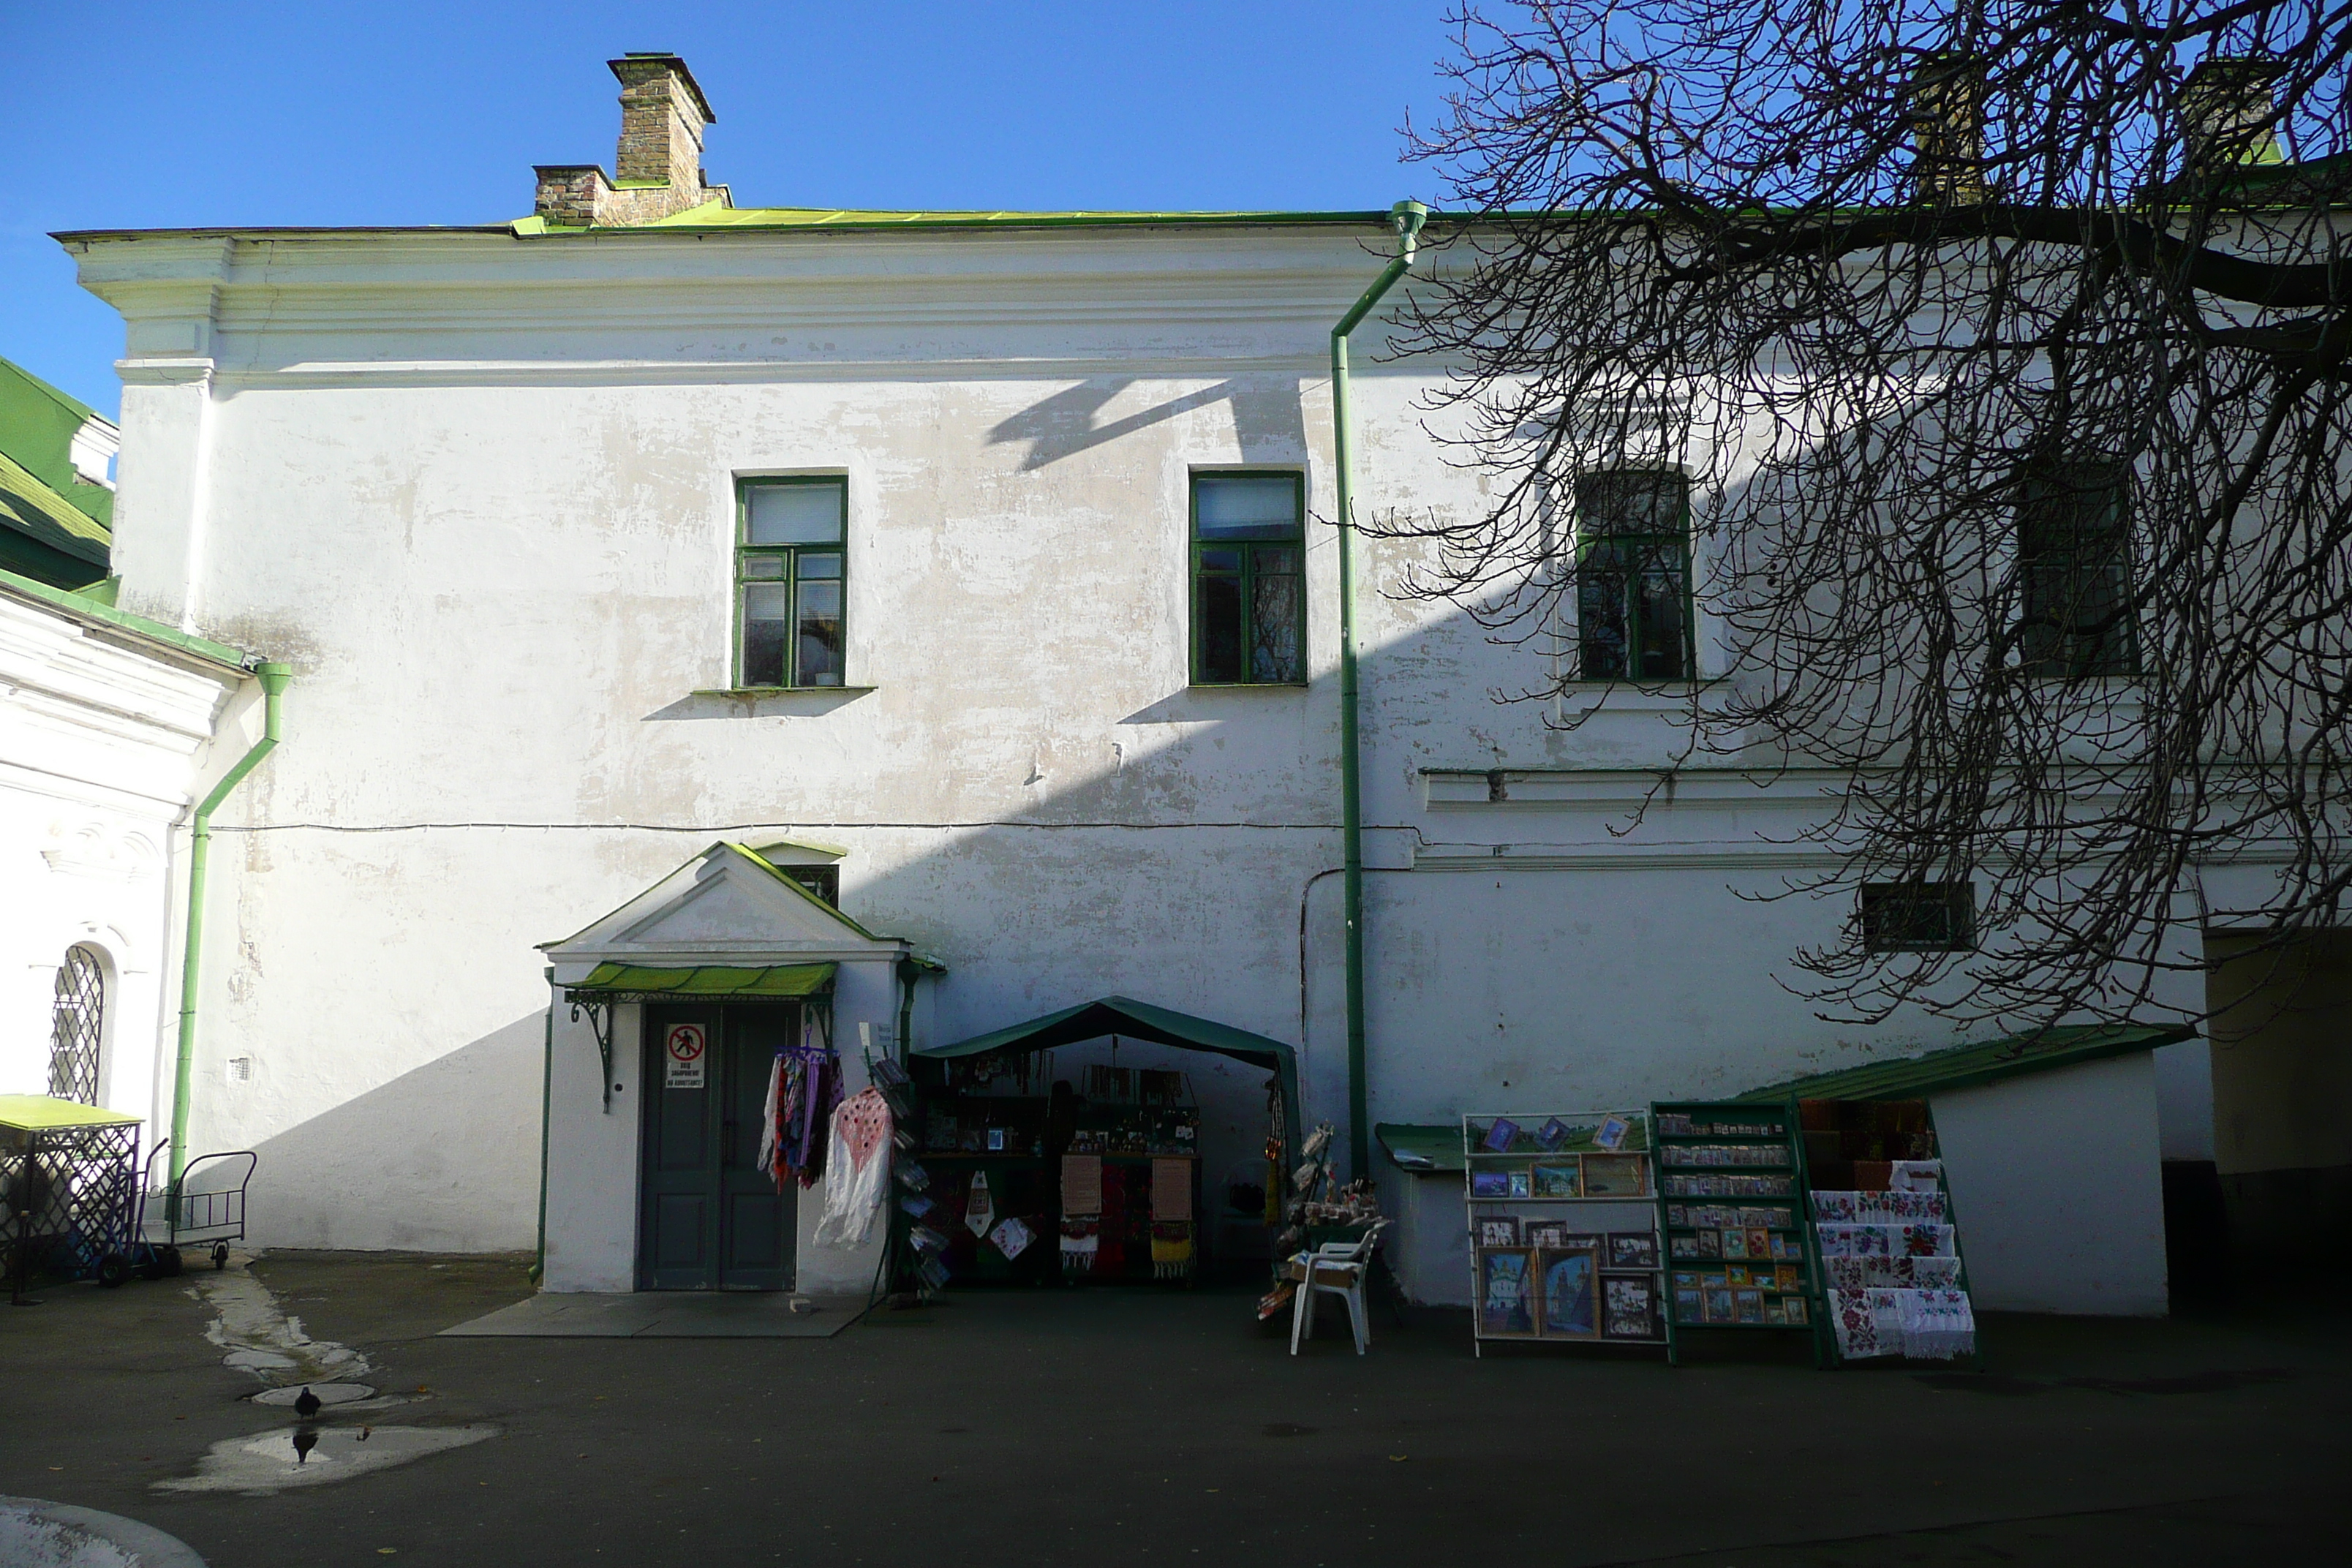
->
741, 584, 791, 687
1576, 471, 1686, 537
1861, 883, 1975, 951
1196, 572, 1244, 682
745, 482, 845, 546
1635, 549, 1690, 679
796, 552, 843, 580
796, 579, 843, 687
740, 554, 786, 580
1577, 542, 1631, 679
1196, 475, 1301, 540
1250, 557, 1303, 682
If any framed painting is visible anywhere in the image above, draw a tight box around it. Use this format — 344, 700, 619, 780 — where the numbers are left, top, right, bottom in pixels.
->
1602, 1275, 1658, 1340
1477, 1248, 1537, 1337
1536, 1242, 1601, 1339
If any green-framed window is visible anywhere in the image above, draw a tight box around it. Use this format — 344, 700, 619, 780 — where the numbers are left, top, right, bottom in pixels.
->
736, 478, 846, 689
1191, 472, 1305, 685
2018, 465, 2138, 679
1574, 470, 1695, 682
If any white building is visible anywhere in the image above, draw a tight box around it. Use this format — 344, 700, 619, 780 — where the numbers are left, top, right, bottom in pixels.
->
42, 55, 2238, 1308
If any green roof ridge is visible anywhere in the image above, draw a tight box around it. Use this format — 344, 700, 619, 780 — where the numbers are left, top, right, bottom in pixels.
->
1733, 1022, 2198, 1103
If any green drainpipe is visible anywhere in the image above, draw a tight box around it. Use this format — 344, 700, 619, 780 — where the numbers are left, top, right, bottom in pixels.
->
533, 966, 555, 1284
1332, 199, 1428, 1180
170, 661, 292, 1191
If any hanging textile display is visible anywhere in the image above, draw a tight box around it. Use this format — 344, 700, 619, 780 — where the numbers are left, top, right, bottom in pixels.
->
1149, 1156, 1194, 1279
759, 1024, 845, 1192
1060, 1153, 1102, 1273
813, 1088, 893, 1248
964, 1170, 995, 1238
990, 1216, 1034, 1261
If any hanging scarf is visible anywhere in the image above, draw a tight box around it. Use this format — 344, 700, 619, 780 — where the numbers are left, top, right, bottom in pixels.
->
812, 1088, 893, 1248
758, 1053, 790, 1191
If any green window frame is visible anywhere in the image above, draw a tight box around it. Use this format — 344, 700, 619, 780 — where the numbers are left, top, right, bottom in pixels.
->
735, 478, 847, 689
1191, 472, 1305, 686
2017, 464, 2138, 679
1573, 470, 1695, 682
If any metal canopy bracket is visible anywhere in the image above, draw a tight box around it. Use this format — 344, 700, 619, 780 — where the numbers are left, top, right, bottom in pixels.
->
569, 999, 616, 1112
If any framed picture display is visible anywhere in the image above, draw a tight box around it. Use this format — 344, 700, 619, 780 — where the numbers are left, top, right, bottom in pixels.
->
1477, 1248, 1538, 1337
1602, 1275, 1658, 1339
1523, 1219, 1571, 1250
1532, 1162, 1581, 1199
1537, 1243, 1601, 1338
1507, 1169, 1533, 1199
1476, 1215, 1523, 1249
1607, 1231, 1659, 1271
1469, 1169, 1513, 1199
1582, 1153, 1649, 1196
1482, 1117, 1522, 1153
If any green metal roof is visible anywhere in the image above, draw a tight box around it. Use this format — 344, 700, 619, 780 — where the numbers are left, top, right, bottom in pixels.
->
0, 563, 258, 672
1376, 1123, 1466, 1174
0, 1093, 140, 1132
917, 995, 1301, 1157
0, 357, 111, 532
569, 961, 837, 999
513, 203, 1409, 237
0, 449, 110, 568
1735, 1023, 2198, 1103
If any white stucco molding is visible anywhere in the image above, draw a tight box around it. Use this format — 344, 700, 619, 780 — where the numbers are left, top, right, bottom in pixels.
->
541, 840, 919, 971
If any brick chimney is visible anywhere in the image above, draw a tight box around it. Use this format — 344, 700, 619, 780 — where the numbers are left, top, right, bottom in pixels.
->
2181, 56, 2285, 170
533, 53, 733, 227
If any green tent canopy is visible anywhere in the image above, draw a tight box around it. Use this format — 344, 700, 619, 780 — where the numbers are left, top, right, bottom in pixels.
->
916, 995, 1303, 1159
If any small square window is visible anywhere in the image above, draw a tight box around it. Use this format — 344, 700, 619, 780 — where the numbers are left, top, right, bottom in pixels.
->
1860, 883, 1975, 952
736, 478, 846, 688
781, 865, 840, 906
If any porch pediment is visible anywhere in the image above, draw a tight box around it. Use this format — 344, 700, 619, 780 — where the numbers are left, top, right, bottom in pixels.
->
540, 842, 905, 968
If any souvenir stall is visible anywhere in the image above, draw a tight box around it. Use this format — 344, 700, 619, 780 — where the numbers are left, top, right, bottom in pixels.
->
1651, 1099, 1824, 1365
1461, 1110, 1665, 1353
894, 998, 1302, 1294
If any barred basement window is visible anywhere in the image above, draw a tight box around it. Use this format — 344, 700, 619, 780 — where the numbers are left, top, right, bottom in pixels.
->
48, 945, 105, 1104
1574, 470, 1695, 681
736, 478, 847, 688
1860, 883, 1976, 953
1191, 472, 1305, 685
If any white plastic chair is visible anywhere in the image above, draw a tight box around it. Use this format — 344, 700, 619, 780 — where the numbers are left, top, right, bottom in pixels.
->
1287, 1220, 1388, 1355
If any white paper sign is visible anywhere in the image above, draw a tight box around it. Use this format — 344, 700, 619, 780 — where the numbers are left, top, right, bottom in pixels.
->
663, 1023, 708, 1089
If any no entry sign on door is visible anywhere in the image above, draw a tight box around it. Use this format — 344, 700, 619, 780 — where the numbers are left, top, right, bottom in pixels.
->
664, 1022, 708, 1089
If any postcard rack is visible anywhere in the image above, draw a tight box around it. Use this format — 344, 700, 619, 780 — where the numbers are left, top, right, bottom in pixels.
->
1651, 1098, 1826, 1367
1791, 1096, 1982, 1368
1461, 1111, 1665, 1357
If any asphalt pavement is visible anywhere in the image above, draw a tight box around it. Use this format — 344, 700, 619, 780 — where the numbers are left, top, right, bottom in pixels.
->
2, 1251, 2347, 1567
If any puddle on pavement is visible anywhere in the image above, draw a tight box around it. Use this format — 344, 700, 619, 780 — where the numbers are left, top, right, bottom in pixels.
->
188, 1263, 370, 1385
250, 1383, 376, 1409
154, 1425, 496, 1496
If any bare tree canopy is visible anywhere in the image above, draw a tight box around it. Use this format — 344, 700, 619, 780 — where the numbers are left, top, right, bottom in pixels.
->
1395, 1, 2352, 1030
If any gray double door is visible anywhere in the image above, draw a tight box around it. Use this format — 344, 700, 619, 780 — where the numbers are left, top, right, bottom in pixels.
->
637, 1005, 797, 1291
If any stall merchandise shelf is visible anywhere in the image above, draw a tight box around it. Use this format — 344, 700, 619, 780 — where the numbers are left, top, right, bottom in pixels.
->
1790, 1096, 1983, 1368
1651, 1098, 1827, 1367
1463, 1111, 1665, 1356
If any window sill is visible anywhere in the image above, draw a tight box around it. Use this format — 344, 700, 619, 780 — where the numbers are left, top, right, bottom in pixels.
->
1187, 680, 1310, 691
694, 686, 878, 698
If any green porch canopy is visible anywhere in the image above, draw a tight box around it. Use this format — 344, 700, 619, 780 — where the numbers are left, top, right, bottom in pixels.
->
565, 961, 837, 1002
916, 995, 1303, 1159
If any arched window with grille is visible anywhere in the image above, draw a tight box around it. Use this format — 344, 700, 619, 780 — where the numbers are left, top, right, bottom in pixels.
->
48, 946, 106, 1104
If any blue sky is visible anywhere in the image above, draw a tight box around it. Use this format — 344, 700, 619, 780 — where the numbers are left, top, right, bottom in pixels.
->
3, 1, 1455, 418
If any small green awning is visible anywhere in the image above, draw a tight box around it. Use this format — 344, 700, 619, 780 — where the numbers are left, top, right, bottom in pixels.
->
0, 1094, 141, 1133
1733, 1022, 2198, 1103
1376, 1123, 1466, 1175
565, 961, 837, 1001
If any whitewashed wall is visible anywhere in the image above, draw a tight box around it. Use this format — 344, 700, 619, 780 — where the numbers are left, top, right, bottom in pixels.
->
62, 224, 2208, 1293
0, 587, 241, 1150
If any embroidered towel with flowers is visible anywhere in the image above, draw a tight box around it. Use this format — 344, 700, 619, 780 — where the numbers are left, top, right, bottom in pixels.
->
1798, 1098, 1979, 1364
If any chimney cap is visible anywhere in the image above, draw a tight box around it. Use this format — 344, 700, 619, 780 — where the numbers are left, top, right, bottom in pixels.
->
608, 53, 716, 124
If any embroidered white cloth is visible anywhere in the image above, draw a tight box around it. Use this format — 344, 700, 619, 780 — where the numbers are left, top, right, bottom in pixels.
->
1889, 1160, 1945, 1193
1824, 1256, 1966, 1292
1829, 1289, 1890, 1358
812, 1088, 893, 1248
1812, 1190, 1947, 1222
1830, 1286, 1975, 1360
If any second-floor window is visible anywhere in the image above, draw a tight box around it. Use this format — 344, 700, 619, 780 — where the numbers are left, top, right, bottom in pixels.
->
1192, 472, 1305, 685
738, 478, 845, 688
1574, 470, 1694, 681
2018, 465, 2137, 679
